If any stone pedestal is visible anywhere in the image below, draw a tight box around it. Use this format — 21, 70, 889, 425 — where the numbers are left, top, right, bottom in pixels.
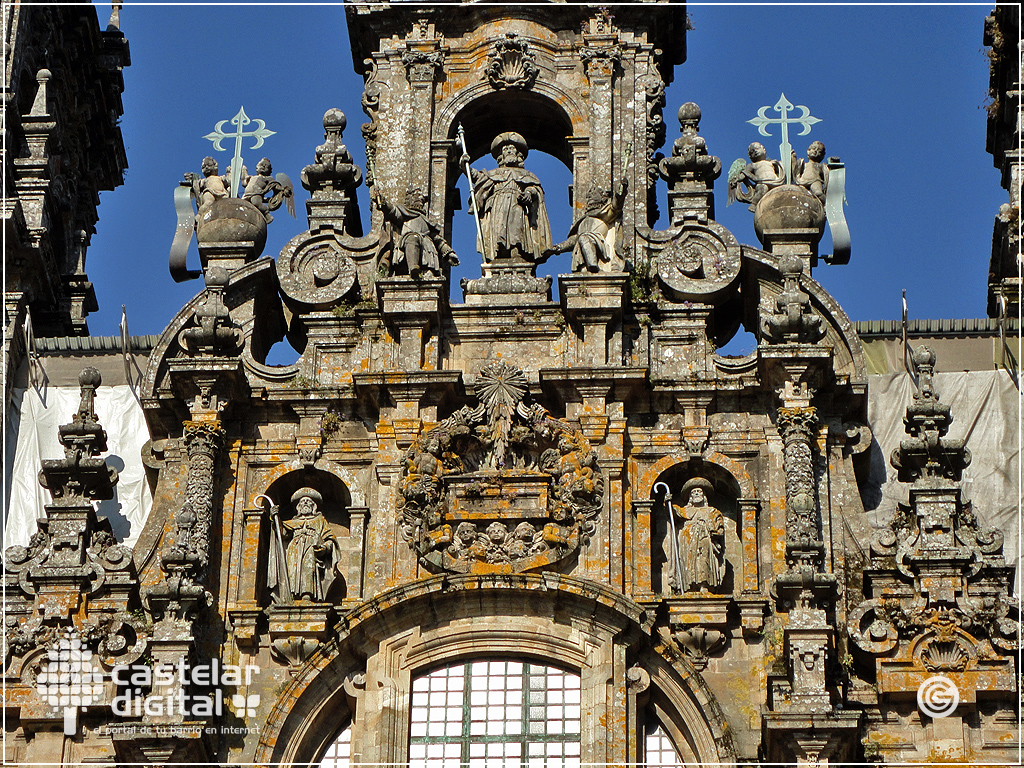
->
377, 277, 444, 369
268, 602, 336, 669
559, 272, 627, 365
461, 263, 552, 306
753, 186, 826, 274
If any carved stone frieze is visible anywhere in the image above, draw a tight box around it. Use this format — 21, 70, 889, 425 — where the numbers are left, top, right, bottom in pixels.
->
399, 362, 604, 574
487, 33, 538, 90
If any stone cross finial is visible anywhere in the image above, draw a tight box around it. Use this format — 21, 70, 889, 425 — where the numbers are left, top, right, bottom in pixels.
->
747, 94, 821, 184
203, 106, 277, 197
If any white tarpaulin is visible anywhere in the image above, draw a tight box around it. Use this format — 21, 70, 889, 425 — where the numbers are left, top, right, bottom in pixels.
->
4, 385, 153, 550
865, 370, 1022, 590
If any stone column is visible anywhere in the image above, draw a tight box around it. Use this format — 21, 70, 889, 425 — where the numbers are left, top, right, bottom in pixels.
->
401, 45, 444, 194
580, 43, 619, 191
776, 405, 822, 569
180, 419, 226, 571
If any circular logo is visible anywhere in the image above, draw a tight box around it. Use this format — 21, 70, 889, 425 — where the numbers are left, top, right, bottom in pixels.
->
917, 675, 960, 718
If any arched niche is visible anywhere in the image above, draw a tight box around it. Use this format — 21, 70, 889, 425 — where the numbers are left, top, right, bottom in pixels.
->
433, 83, 589, 241
256, 467, 356, 605
255, 573, 733, 768
447, 87, 576, 167
645, 456, 750, 597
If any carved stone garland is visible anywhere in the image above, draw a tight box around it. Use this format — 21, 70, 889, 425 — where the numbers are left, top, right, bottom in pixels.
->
777, 406, 822, 563
399, 362, 604, 574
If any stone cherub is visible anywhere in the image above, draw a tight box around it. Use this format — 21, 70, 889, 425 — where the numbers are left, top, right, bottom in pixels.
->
185, 156, 230, 208
545, 177, 628, 273
460, 132, 552, 263
371, 186, 459, 278
267, 487, 342, 603
727, 142, 785, 211
791, 141, 829, 203
240, 157, 295, 223
670, 479, 725, 594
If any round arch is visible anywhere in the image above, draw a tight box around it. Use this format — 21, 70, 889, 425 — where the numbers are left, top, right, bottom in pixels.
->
250, 460, 358, 510
636, 450, 757, 502
255, 573, 732, 767
436, 82, 586, 168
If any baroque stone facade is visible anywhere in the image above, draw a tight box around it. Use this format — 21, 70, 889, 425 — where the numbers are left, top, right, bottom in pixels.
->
3, 5, 1019, 767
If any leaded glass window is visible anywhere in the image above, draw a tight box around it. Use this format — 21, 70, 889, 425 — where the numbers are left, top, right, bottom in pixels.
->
644, 721, 684, 766
319, 723, 351, 768
408, 659, 582, 768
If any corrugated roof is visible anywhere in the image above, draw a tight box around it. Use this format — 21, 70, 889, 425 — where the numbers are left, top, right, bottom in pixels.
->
33, 334, 161, 355
853, 318, 1018, 339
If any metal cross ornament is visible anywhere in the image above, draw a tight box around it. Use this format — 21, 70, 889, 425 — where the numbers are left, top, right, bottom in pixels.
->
747, 93, 821, 184
203, 106, 276, 197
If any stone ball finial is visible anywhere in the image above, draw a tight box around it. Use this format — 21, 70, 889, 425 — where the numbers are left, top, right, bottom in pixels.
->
36, 68, 52, 84
677, 102, 701, 127
752, 186, 826, 245
323, 108, 347, 132
777, 254, 804, 275
79, 367, 102, 388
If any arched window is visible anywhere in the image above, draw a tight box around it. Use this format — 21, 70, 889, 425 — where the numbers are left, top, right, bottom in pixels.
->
319, 723, 351, 768
644, 720, 684, 767
408, 659, 581, 768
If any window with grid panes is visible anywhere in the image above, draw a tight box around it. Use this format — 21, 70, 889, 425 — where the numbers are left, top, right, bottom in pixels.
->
319, 723, 351, 768
644, 721, 684, 767
408, 659, 582, 768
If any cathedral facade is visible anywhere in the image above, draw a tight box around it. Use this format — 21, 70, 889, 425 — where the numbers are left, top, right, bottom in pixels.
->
3, 5, 1020, 766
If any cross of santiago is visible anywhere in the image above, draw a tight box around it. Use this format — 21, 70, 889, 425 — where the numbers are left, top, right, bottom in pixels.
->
203, 106, 276, 197
747, 94, 820, 184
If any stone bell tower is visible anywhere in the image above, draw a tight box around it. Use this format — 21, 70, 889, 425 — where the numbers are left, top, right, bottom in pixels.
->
346, 4, 688, 249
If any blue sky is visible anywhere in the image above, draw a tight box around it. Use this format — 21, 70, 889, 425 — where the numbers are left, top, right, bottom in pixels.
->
85, 3, 1005, 346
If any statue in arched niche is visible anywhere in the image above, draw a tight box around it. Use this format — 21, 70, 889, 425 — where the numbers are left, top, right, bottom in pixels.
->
670, 478, 725, 594
267, 487, 342, 603
460, 132, 552, 264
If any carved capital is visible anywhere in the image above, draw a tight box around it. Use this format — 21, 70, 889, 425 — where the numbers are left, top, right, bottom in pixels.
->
402, 49, 444, 83
580, 45, 621, 80
776, 406, 818, 443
